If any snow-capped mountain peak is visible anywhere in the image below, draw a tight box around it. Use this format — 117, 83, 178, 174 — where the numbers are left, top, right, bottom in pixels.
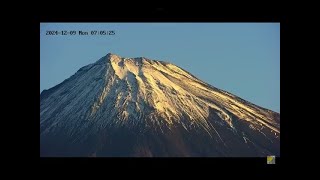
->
40, 53, 280, 157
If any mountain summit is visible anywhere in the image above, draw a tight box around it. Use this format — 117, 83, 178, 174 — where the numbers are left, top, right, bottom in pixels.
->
40, 53, 280, 157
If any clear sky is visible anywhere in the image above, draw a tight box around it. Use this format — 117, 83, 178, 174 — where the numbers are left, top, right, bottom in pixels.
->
40, 23, 280, 113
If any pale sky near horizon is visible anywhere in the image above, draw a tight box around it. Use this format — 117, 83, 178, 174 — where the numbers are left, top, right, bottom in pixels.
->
40, 23, 280, 113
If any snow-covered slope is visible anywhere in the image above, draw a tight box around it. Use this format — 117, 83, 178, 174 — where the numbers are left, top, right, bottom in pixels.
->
40, 53, 280, 157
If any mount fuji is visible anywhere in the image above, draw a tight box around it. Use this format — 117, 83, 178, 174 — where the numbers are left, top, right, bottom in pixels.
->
40, 53, 280, 157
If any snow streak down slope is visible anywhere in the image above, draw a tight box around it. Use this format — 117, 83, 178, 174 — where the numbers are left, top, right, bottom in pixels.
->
40, 53, 280, 157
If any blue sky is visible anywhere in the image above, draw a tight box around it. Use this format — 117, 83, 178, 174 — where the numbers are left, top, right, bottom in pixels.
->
40, 23, 280, 113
